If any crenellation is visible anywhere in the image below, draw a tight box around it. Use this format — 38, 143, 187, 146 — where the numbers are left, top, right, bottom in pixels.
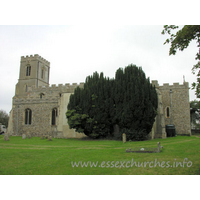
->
155, 82, 189, 90
21, 54, 50, 65
79, 82, 84, 88
151, 80, 159, 87
162, 83, 169, 87
173, 82, 179, 87
184, 82, 189, 88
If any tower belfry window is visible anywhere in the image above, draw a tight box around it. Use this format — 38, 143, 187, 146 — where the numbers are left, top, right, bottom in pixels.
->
26, 65, 31, 76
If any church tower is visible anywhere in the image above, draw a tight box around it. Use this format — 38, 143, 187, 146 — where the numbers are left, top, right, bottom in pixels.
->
15, 54, 50, 97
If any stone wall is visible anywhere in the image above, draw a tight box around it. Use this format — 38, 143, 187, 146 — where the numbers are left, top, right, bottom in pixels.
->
12, 100, 58, 136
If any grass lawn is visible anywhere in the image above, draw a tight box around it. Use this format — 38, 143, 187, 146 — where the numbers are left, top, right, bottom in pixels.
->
0, 135, 200, 175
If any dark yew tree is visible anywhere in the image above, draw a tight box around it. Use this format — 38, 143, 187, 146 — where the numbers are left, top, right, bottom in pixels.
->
114, 65, 158, 140
66, 72, 114, 138
66, 64, 158, 140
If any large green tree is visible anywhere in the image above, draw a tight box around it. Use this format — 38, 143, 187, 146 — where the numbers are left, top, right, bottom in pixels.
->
190, 100, 200, 129
161, 25, 200, 97
113, 65, 158, 140
66, 64, 158, 140
0, 110, 9, 127
66, 72, 114, 138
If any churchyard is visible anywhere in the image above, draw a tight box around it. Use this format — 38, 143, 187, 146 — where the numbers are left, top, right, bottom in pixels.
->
0, 135, 199, 175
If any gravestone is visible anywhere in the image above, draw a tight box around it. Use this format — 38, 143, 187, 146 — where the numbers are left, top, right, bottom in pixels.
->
22, 134, 26, 139
48, 136, 52, 141
122, 133, 126, 143
157, 142, 160, 152
4, 133, 9, 141
27, 132, 31, 139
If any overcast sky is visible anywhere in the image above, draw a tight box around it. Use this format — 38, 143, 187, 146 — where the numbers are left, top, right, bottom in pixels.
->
0, 25, 198, 114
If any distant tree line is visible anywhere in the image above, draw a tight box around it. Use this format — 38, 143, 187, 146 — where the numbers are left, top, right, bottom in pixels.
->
66, 64, 158, 140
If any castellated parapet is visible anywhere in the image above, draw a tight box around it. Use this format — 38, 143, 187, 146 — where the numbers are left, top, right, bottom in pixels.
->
13, 82, 85, 105
29, 82, 84, 93
21, 54, 50, 65
151, 80, 189, 89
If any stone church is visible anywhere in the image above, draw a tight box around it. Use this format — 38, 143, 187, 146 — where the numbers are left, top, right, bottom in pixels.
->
7, 54, 191, 139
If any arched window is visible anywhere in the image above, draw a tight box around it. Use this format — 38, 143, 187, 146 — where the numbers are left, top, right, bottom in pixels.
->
52, 108, 57, 125
26, 65, 31, 76
165, 106, 170, 118
25, 108, 32, 125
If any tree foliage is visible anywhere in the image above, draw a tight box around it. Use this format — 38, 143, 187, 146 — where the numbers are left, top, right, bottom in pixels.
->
66, 64, 158, 140
161, 25, 200, 97
190, 100, 200, 129
0, 110, 9, 127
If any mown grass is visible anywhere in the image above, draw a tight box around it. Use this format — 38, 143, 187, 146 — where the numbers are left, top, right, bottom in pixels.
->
0, 135, 200, 175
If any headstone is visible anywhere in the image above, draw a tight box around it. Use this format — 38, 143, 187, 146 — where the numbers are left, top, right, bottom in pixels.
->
41, 135, 44, 140
48, 136, 52, 141
27, 132, 31, 139
4, 133, 9, 141
22, 134, 26, 139
157, 142, 161, 152
122, 133, 126, 143
28, 134, 31, 138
